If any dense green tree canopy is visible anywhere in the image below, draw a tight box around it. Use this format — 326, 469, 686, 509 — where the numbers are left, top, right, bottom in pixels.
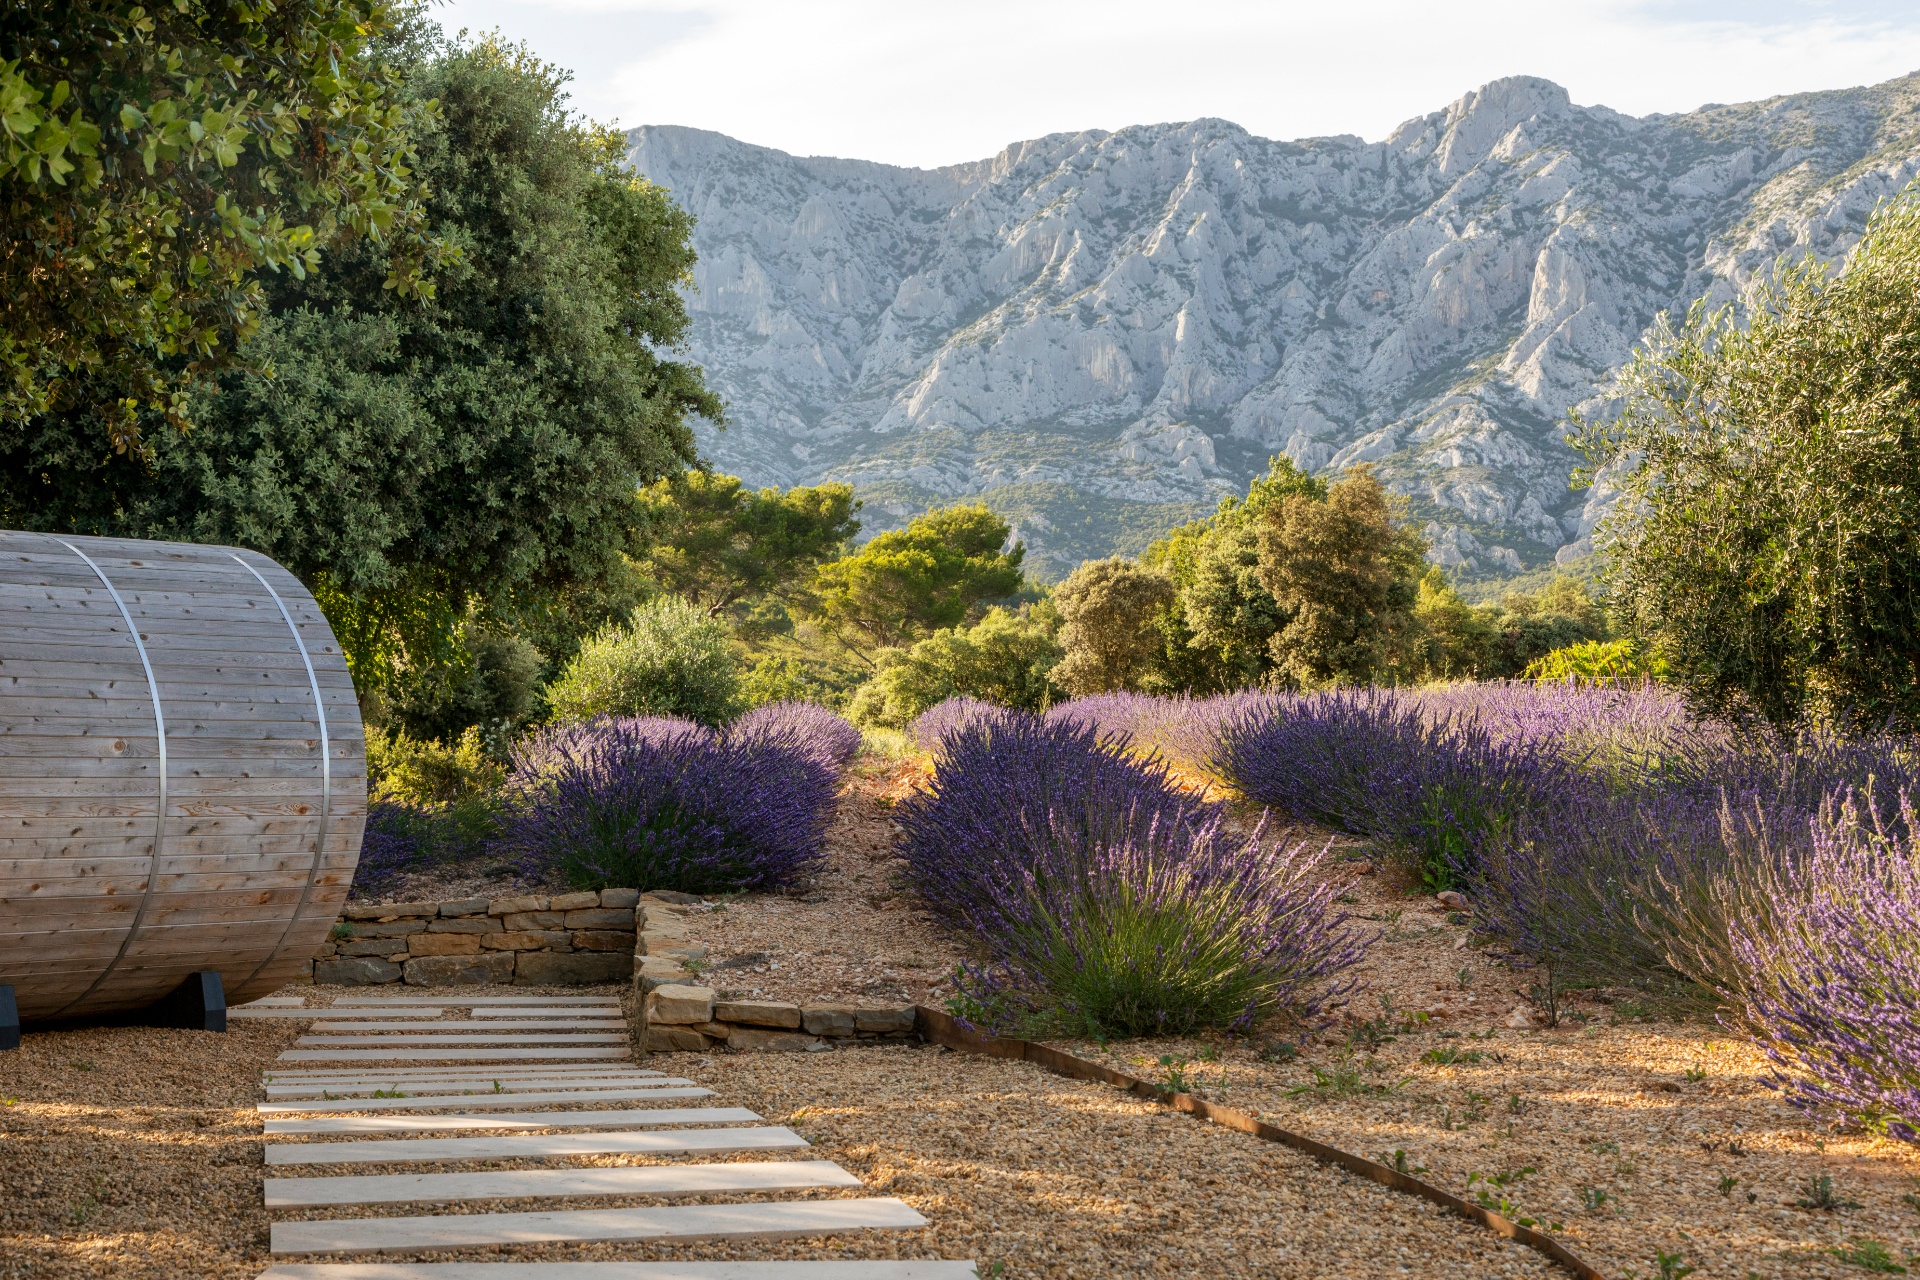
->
636, 471, 859, 622
805, 504, 1025, 658
847, 606, 1061, 728
1257, 465, 1426, 687
0, 1, 440, 454
1577, 186, 1920, 726
1051, 557, 1174, 695
1143, 457, 1328, 690
2, 33, 721, 719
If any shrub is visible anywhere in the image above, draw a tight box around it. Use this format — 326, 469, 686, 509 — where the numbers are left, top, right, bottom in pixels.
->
848, 606, 1061, 729
545, 597, 740, 726
1524, 638, 1665, 682
1051, 558, 1175, 695
897, 711, 1367, 1035
1044, 691, 1281, 776
352, 726, 508, 899
1723, 791, 1920, 1141
497, 710, 849, 893
909, 696, 1020, 759
729, 700, 863, 773
368, 725, 504, 804
1211, 689, 1598, 890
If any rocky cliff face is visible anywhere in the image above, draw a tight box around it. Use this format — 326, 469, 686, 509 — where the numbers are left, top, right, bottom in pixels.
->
629, 72, 1920, 579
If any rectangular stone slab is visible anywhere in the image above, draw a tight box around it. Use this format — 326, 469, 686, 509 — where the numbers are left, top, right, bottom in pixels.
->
329, 996, 617, 1005
263, 1074, 656, 1090
303, 1028, 625, 1036
264, 1107, 759, 1135
257, 1260, 980, 1278
265, 1065, 650, 1080
277, 1049, 630, 1062
263, 1082, 689, 1103
235, 1009, 447, 1020
467, 1008, 622, 1018
263, 1126, 806, 1166
255, 1090, 706, 1113
269, 1196, 928, 1254
262, 1159, 862, 1207
295, 1034, 628, 1046
238, 997, 308, 1007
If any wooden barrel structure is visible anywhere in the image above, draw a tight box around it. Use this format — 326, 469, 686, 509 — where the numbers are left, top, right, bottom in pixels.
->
0, 532, 366, 1021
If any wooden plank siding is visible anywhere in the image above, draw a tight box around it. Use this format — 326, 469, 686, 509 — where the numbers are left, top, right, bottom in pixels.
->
0, 532, 366, 1019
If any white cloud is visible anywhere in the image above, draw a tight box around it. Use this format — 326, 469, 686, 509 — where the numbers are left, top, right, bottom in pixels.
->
427, 0, 1920, 167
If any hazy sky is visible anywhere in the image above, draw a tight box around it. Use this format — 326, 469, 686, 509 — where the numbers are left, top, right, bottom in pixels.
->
426, 0, 1920, 168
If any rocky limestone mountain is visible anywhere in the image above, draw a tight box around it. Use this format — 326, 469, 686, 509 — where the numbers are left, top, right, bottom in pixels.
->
628, 71, 1920, 580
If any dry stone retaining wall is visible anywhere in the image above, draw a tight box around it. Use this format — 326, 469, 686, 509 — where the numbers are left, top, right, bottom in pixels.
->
311, 888, 925, 1051
311, 888, 640, 986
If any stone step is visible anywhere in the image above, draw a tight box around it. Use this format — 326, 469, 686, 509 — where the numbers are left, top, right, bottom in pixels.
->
277, 1049, 631, 1063
264, 1107, 759, 1135
262, 1159, 862, 1208
235, 1010, 448, 1020
265, 1066, 651, 1081
237, 997, 308, 1007
308, 1021, 627, 1032
269, 1196, 928, 1255
328, 997, 618, 1006
263, 1083, 691, 1104
466, 1008, 622, 1019
296, 1035, 626, 1048
263, 1126, 805, 1167
257, 1260, 978, 1278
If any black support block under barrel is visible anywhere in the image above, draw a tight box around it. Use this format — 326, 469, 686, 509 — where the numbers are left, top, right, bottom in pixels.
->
0, 985, 18, 1050
149, 971, 226, 1032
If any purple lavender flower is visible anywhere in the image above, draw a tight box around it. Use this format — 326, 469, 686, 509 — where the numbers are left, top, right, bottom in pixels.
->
729, 700, 862, 772
497, 713, 839, 893
897, 710, 1369, 1035
1726, 790, 1920, 1142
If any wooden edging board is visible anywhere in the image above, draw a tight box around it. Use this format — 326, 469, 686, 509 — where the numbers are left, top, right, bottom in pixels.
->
910, 1006, 1607, 1280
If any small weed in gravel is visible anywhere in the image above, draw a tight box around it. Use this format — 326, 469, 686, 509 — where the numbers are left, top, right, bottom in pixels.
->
1829, 1238, 1909, 1273
1718, 1174, 1739, 1197
1801, 1173, 1865, 1210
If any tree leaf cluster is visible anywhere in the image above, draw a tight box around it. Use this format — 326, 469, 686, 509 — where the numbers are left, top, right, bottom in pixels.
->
2, 29, 722, 738
0, 1, 446, 454
1576, 181, 1920, 727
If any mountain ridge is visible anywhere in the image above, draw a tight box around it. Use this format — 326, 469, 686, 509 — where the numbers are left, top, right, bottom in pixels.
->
628, 71, 1920, 579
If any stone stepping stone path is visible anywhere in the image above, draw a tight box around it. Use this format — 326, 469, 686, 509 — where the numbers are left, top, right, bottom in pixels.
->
253, 993, 965, 1277
264, 1161, 863, 1208
296, 1035, 630, 1046
258, 1263, 979, 1278
266, 1126, 811, 1167
270, 1199, 932, 1256
261, 1086, 704, 1109
281, 1047, 633, 1062
238, 1008, 451, 1020
265, 1107, 762, 1135
303, 1028, 625, 1036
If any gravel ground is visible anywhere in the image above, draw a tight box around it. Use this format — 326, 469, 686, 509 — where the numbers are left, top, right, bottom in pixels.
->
1048, 870, 1920, 1280
674, 754, 971, 1009
0, 998, 1559, 1279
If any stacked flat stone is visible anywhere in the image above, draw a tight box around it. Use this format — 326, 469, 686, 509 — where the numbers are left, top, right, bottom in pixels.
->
314, 889, 640, 987
642, 983, 917, 1053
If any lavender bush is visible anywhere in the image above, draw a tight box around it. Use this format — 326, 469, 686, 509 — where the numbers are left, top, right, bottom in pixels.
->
897, 711, 1368, 1035
1722, 791, 1920, 1141
1043, 690, 1282, 775
909, 696, 1018, 759
730, 699, 863, 772
350, 795, 505, 901
498, 708, 853, 893
1211, 688, 1601, 890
